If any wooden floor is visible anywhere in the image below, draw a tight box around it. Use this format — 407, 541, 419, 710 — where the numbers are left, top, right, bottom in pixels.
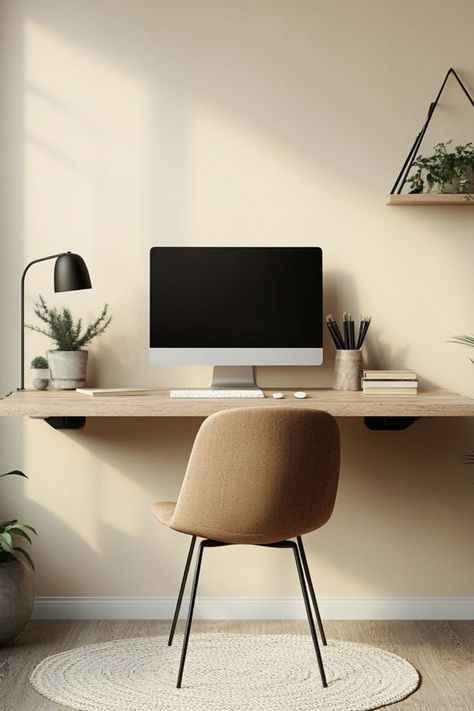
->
1, 620, 473, 710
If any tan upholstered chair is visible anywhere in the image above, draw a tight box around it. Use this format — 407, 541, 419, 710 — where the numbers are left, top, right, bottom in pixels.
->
153, 407, 340, 689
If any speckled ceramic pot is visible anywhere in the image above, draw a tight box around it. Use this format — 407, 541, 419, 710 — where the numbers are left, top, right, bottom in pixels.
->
0, 557, 34, 645
48, 350, 88, 389
31, 368, 50, 390
427, 168, 474, 194
333, 349, 363, 391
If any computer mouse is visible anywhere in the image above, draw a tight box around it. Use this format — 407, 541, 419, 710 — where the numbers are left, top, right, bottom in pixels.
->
272, 392, 284, 399
293, 391, 307, 399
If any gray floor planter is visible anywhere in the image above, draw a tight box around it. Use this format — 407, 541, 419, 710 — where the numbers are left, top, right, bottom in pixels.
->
0, 557, 34, 645
48, 350, 88, 389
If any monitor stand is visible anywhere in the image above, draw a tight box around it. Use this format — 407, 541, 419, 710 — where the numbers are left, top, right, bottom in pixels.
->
211, 366, 257, 389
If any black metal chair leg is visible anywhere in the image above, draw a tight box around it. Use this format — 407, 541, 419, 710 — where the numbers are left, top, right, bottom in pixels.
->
168, 535, 197, 646
176, 540, 205, 688
297, 536, 327, 646
291, 541, 328, 688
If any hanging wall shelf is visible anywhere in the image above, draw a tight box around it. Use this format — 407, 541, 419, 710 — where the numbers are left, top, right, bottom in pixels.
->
388, 68, 474, 205
388, 193, 474, 205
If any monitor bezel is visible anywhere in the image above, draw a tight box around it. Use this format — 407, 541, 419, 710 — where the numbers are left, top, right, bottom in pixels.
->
149, 246, 323, 366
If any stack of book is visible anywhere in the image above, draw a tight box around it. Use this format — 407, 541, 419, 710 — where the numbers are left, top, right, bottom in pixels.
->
362, 370, 418, 395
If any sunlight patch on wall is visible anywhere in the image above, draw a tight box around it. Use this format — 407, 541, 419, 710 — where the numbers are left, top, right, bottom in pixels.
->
23, 19, 151, 260
186, 105, 338, 244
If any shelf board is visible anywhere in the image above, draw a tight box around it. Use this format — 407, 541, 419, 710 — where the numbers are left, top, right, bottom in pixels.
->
388, 193, 474, 205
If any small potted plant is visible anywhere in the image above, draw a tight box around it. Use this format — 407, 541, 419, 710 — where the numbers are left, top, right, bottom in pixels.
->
30, 355, 49, 390
0, 470, 37, 645
27, 296, 112, 389
407, 141, 474, 194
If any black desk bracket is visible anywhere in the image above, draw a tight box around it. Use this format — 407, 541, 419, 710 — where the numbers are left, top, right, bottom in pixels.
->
41, 416, 420, 432
364, 417, 420, 431
44, 417, 86, 430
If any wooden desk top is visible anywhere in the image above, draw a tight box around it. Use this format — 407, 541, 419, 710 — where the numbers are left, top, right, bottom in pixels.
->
1, 388, 473, 418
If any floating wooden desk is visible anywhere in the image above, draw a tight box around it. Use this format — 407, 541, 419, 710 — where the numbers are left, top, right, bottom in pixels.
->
1, 389, 473, 426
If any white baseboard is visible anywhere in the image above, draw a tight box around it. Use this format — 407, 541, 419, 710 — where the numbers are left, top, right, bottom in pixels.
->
32, 596, 474, 620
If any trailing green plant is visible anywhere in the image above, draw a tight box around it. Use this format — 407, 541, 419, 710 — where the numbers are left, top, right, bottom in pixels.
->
407, 141, 474, 193
0, 471, 37, 570
27, 296, 112, 351
31, 355, 48, 369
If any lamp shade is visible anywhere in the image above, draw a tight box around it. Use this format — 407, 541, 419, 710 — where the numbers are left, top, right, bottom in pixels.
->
54, 253, 92, 292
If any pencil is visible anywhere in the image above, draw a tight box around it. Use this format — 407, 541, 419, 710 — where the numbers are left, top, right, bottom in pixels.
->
359, 316, 371, 347
326, 322, 340, 349
343, 313, 349, 350
325, 316, 344, 349
349, 314, 355, 349
329, 314, 345, 349
356, 318, 364, 349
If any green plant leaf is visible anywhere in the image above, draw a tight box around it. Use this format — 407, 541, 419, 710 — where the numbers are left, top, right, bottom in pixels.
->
27, 297, 111, 350
7, 523, 37, 536
8, 527, 32, 544
31, 355, 49, 369
0, 470, 27, 479
13, 546, 35, 570
0, 519, 18, 529
408, 141, 474, 193
21, 524, 38, 535
6, 522, 36, 538
450, 335, 474, 348
0, 531, 14, 553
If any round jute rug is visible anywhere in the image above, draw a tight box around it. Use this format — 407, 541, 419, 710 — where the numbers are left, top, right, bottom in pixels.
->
30, 634, 420, 711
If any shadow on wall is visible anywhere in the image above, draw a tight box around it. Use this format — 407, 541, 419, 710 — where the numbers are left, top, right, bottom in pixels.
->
23, 413, 473, 598
316, 416, 474, 596
24, 416, 204, 596
8, 496, 102, 597
0, 6, 26, 507
0, 416, 206, 597
4, 481, 184, 600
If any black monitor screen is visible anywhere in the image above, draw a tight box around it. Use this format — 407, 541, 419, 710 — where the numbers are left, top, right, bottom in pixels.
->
150, 247, 322, 348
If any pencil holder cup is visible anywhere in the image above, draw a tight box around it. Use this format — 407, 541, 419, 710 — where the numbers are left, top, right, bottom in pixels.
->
333, 350, 362, 391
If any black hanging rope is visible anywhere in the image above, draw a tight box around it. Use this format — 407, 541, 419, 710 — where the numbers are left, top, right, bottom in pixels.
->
391, 68, 474, 195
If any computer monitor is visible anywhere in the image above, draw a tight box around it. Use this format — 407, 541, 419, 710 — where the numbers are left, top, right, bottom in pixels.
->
150, 247, 323, 387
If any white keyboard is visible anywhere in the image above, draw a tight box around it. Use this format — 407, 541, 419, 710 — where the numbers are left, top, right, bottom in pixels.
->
170, 389, 265, 399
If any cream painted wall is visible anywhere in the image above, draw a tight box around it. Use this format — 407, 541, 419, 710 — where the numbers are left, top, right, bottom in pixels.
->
0, 1, 473, 601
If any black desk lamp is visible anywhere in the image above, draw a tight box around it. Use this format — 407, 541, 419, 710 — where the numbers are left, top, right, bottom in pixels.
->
20, 252, 92, 390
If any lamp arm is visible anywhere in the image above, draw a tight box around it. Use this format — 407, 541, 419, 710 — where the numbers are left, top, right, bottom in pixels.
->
20, 252, 69, 390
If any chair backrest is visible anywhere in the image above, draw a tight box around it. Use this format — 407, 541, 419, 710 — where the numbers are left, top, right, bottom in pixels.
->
169, 407, 340, 544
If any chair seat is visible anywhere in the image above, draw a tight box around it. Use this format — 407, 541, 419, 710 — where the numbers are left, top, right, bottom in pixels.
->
153, 501, 176, 526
